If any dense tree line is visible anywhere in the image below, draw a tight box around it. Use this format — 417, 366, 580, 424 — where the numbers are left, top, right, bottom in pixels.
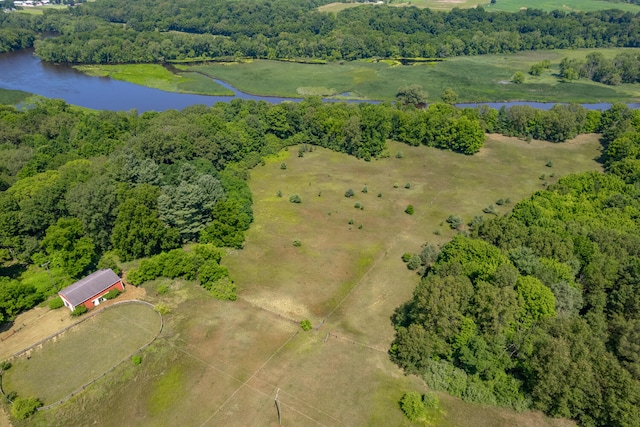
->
560, 51, 640, 85
391, 106, 640, 426
3, 0, 636, 63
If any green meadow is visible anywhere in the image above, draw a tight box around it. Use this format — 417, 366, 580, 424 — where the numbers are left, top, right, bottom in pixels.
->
74, 64, 234, 96
185, 49, 640, 103
23, 135, 600, 426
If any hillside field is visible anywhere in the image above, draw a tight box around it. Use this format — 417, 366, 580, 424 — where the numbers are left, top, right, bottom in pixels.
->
16, 134, 602, 427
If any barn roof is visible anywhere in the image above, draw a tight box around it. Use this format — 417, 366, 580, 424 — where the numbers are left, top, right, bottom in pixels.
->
58, 269, 121, 306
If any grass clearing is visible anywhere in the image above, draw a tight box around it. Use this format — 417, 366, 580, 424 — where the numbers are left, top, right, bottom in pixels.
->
186, 48, 640, 103
0, 89, 31, 106
18, 136, 599, 426
318, 0, 640, 12
74, 64, 233, 96
2, 303, 161, 405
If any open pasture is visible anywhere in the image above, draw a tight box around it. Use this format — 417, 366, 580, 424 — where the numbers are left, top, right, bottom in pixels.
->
2, 303, 161, 406
23, 135, 599, 426
187, 49, 640, 103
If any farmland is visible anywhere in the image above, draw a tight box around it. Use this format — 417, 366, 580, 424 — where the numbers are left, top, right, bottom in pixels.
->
14, 135, 602, 426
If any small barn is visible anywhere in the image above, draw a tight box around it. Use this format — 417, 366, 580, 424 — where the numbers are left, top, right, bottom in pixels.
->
58, 269, 125, 312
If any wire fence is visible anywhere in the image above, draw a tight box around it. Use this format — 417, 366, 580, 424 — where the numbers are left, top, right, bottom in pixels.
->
0, 300, 163, 410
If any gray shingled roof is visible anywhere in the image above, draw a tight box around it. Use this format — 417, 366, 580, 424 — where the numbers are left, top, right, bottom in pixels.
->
58, 269, 121, 306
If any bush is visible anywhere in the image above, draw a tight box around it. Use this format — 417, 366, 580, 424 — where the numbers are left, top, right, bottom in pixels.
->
103, 289, 120, 300
422, 391, 440, 409
277, 190, 282, 197
71, 305, 88, 317
345, 188, 355, 198
300, 319, 312, 331
348, 218, 354, 225
405, 205, 414, 215
396, 151, 403, 159
11, 397, 42, 420
377, 192, 382, 198
400, 392, 426, 422
289, 194, 301, 203
495, 198, 505, 206
483, 204, 498, 215
362, 185, 368, 193
292, 240, 302, 247
280, 162, 287, 170
157, 284, 169, 295
132, 355, 142, 366
405, 182, 411, 189
208, 277, 237, 301
154, 303, 171, 315
0, 361, 12, 371
546, 161, 553, 167
407, 255, 422, 270
48, 297, 64, 310
446, 215, 462, 229
402, 253, 413, 263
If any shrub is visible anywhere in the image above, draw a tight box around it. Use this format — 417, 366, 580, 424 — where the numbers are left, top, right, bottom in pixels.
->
362, 185, 368, 193
405, 182, 411, 189
277, 190, 282, 197
154, 303, 171, 315
483, 204, 498, 215
71, 305, 88, 317
132, 355, 142, 366
396, 151, 403, 159
400, 392, 426, 422
4, 391, 17, 403
209, 277, 237, 301
358, 224, 363, 229
446, 215, 462, 229
393, 183, 399, 188
289, 194, 301, 203
422, 391, 440, 409
280, 162, 287, 170
48, 297, 64, 310
402, 253, 413, 262
495, 198, 505, 206
300, 319, 312, 331
512, 71, 526, 84
0, 361, 12, 371
377, 192, 382, 198
354, 202, 361, 209
103, 289, 120, 300
407, 255, 422, 270
405, 205, 414, 215
11, 397, 42, 420
157, 284, 169, 295
546, 161, 553, 167
292, 240, 302, 247
345, 188, 355, 198
348, 218, 354, 225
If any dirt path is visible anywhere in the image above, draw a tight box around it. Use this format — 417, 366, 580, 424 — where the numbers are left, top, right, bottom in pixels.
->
0, 286, 146, 360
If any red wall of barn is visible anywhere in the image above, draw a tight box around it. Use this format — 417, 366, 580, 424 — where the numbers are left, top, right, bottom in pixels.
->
80, 280, 125, 310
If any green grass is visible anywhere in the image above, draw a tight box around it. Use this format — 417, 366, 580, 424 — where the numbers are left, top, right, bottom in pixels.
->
2, 303, 161, 405
74, 64, 234, 96
319, 0, 640, 12
483, 0, 640, 13
0, 89, 31, 106
11, 5, 67, 15
185, 48, 640, 103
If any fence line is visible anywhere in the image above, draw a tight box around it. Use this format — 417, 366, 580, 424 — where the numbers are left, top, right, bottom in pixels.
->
0, 300, 162, 410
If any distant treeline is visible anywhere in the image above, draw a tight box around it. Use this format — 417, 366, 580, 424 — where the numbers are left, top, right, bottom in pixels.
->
392, 106, 640, 426
2, 0, 640, 62
560, 51, 640, 85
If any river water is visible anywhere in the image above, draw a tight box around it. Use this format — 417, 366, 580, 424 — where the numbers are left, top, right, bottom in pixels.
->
1, 49, 639, 113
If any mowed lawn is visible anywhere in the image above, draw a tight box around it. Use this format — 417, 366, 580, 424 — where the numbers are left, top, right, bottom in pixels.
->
187, 49, 640, 103
28, 136, 599, 427
2, 303, 161, 405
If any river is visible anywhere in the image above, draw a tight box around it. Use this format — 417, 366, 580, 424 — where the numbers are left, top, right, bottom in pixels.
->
1, 49, 639, 112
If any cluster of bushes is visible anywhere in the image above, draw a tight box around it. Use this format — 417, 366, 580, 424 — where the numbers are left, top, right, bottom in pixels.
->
126, 245, 235, 300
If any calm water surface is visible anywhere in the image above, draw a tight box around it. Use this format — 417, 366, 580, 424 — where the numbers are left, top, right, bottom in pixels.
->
1, 49, 639, 112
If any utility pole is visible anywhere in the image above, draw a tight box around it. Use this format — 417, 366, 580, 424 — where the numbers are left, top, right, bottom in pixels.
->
41, 261, 56, 291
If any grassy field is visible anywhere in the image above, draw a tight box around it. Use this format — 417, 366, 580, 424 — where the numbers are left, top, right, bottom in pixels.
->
186, 48, 640, 103
17, 134, 601, 427
74, 64, 234, 96
318, 0, 640, 12
2, 303, 161, 405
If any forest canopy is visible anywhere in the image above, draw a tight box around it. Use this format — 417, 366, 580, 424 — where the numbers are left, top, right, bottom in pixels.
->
391, 105, 640, 426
